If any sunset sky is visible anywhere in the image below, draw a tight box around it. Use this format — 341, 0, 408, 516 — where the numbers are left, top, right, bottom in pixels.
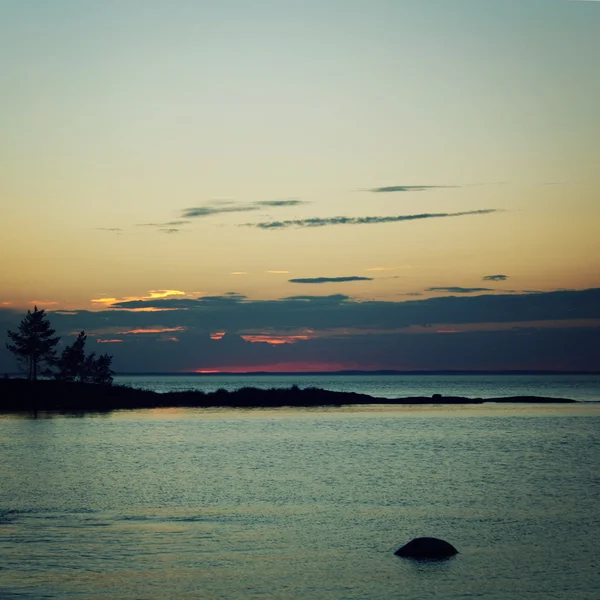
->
1, 0, 599, 372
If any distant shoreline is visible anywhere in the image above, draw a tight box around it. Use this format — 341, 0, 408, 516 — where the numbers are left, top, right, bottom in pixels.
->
114, 370, 600, 377
0, 379, 580, 413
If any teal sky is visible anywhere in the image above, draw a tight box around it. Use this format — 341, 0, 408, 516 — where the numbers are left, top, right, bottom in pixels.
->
1, 0, 599, 371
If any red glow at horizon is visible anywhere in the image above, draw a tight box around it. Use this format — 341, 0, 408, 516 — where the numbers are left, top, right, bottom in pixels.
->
241, 334, 312, 345
192, 361, 355, 373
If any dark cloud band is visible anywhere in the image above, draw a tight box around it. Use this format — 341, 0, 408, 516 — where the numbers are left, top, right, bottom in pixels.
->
289, 276, 373, 284
427, 287, 494, 294
245, 209, 500, 230
370, 185, 457, 193
483, 274, 508, 281
182, 199, 307, 218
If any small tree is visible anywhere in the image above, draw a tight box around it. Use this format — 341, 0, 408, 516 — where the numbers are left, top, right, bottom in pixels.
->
57, 331, 87, 382
86, 352, 114, 385
6, 306, 61, 380
57, 332, 114, 385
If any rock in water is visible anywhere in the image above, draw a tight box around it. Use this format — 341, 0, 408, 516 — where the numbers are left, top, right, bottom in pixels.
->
394, 537, 458, 559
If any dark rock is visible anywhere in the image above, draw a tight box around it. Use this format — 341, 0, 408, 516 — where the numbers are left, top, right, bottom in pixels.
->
394, 537, 458, 560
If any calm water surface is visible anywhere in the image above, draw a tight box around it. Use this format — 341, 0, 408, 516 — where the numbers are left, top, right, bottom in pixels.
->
1, 402, 599, 599
115, 373, 600, 402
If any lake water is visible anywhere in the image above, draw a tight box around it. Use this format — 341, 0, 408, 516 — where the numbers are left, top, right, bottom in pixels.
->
115, 373, 600, 402
1, 375, 600, 598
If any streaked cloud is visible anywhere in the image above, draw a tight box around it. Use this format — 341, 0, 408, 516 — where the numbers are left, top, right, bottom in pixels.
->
244, 209, 500, 230
241, 334, 314, 345
137, 221, 191, 227
427, 287, 494, 293
115, 326, 186, 335
230, 271, 249, 275
289, 276, 373, 284
369, 185, 457, 193
95, 227, 123, 233
255, 199, 306, 207
182, 199, 307, 219
267, 270, 291, 274
366, 266, 411, 272
483, 274, 508, 281
183, 205, 259, 218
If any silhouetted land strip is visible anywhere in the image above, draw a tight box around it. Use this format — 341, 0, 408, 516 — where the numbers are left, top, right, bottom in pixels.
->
0, 379, 579, 413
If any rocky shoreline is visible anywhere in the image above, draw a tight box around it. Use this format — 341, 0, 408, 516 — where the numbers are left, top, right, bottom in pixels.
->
0, 378, 578, 413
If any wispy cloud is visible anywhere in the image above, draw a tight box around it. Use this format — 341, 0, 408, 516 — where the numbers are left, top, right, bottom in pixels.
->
267, 270, 290, 274
137, 221, 191, 227
245, 209, 500, 230
255, 199, 306, 207
289, 276, 373, 284
241, 333, 314, 345
116, 326, 186, 335
95, 227, 122, 233
159, 228, 181, 234
183, 205, 259, 218
182, 199, 307, 219
483, 274, 508, 281
230, 272, 249, 275
369, 185, 457, 193
427, 287, 494, 294
366, 266, 411, 272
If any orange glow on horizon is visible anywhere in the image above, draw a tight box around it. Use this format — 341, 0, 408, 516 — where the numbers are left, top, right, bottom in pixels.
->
241, 334, 313, 345
117, 326, 185, 335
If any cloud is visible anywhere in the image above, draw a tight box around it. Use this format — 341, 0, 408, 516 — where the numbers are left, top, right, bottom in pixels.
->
241, 334, 314, 345
137, 221, 191, 227
427, 287, 494, 294
230, 272, 249, 275
255, 199, 306, 207
182, 199, 306, 219
116, 327, 185, 335
159, 228, 181, 234
267, 270, 290, 274
483, 274, 508, 281
369, 185, 457, 193
244, 209, 500, 230
289, 276, 373, 284
95, 228, 122, 232
2, 289, 600, 373
183, 205, 259, 218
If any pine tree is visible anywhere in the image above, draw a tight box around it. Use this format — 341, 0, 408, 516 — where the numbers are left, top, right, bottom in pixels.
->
6, 306, 61, 380
57, 333, 114, 385
87, 352, 114, 385
57, 331, 87, 382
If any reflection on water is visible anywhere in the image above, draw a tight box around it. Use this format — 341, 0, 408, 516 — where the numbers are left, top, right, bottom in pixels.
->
1, 408, 599, 599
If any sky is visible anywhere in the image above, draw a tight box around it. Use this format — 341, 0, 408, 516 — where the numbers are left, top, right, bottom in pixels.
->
1, 0, 599, 373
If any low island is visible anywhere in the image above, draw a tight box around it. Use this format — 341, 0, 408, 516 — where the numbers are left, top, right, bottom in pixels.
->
0, 378, 578, 413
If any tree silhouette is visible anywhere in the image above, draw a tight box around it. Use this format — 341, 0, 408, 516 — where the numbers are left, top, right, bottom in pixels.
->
86, 352, 114, 385
57, 331, 114, 385
6, 306, 61, 380
57, 331, 87, 382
